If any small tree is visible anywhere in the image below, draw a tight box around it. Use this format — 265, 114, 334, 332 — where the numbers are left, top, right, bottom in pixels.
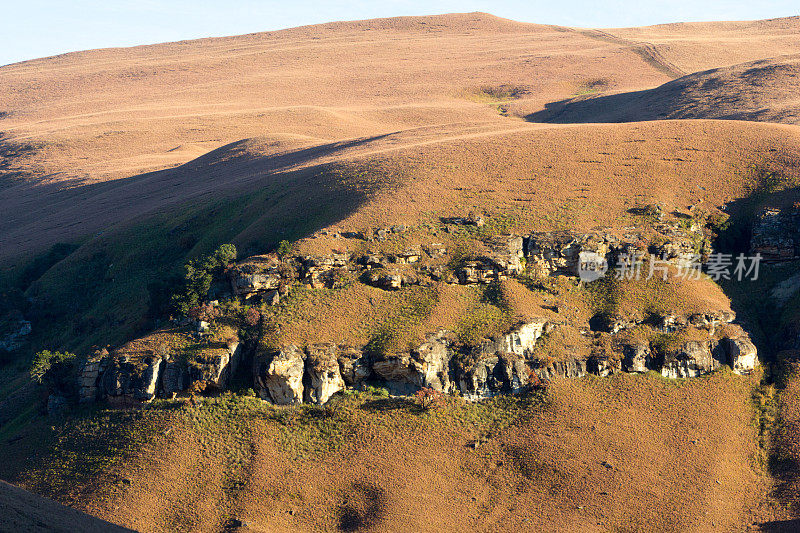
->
414, 387, 446, 410
171, 244, 237, 316
276, 239, 294, 259
30, 350, 78, 385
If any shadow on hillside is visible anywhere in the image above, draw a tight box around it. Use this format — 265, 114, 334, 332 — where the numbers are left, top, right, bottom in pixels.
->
524, 88, 778, 124
336, 481, 388, 532
759, 518, 800, 532
0, 133, 394, 262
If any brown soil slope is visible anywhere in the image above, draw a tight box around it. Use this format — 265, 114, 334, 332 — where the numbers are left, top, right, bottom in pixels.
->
528, 55, 800, 124
0, 480, 137, 533
6, 373, 767, 533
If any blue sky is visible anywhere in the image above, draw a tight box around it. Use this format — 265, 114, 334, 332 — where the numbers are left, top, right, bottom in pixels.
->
1, 0, 797, 66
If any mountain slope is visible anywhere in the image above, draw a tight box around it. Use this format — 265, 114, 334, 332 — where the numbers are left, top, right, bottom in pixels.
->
528, 55, 800, 124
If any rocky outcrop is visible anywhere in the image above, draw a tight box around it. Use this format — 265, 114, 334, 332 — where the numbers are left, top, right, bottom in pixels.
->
529, 356, 588, 380
100, 355, 164, 401
660, 341, 721, 379
304, 344, 346, 404
457, 354, 530, 401
254, 345, 305, 405
187, 341, 242, 390
621, 342, 652, 373
750, 206, 800, 262
337, 346, 371, 387
724, 336, 759, 375
372, 330, 455, 395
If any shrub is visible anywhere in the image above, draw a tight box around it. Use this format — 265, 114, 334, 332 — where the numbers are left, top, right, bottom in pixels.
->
243, 306, 261, 327
29, 350, 78, 384
414, 387, 446, 410
276, 239, 294, 258
187, 302, 221, 322
171, 244, 237, 316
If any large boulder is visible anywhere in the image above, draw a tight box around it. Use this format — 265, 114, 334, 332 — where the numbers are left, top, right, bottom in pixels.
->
457, 355, 530, 401
621, 341, 652, 373
530, 356, 587, 380
660, 341, 721, 379
304, 344, 346, 404
100, 355, 163, 401
372, 331, 455, 394
188, 341, 242, 390
255, 345, 305, 405
724, 336, 759, 375
337, 346, 371, 386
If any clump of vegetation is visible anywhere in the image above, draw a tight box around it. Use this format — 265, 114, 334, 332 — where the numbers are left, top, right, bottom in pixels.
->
187, 302, 220, 322
414, 387, 446, 410
650, 332, 681, 357
365, 286, 440, 357
574, 77, 610, 95
585, 275, 622, 331
171, 244, 237, 316
470, 84, 529, 102
276, 239, 294, 258
453, 283, 514, 347
29, 350, 78, 385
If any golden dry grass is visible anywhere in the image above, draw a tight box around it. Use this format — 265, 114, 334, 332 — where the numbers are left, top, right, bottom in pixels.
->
3, 11, 800, 533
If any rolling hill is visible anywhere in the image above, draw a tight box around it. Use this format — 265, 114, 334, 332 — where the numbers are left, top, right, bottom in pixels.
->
3, 11, 800, 533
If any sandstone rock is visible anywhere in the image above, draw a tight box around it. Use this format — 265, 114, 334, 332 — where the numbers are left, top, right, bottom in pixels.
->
100, 356, 164, 401
409, 331, 455, 392
530, 357, 587, 380
231, 272, 281, 296
372, 331, 455, 395
457, 355, 530, 401
473, 319, 547, 359
255, 345, 305, 405
188, 341, 242, 390
77, 353, 107, 404
660, 341, 721, 379
621, 342, 651, 373
336, 346, 371, 386
161, 359, 190, 397
304, 344, 346, 404
588, 355, 620, 376
724, 337, 759, 375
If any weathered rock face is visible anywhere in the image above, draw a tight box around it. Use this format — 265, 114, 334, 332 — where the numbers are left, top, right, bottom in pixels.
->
750, 206, 800, 261
529, 356, 587, 380
188, 341, 242, 390
725, 337, 759, 375
588, 355, 621, 377
621, 342, 652, 373
410, 331, 455, 393
100, 356, 164, 401
660, 341, 721, 379
161, 359, 191, 397
254, 345, 305, 405
373, 330, 455, 395
304, 344, 346, 404
78, 355, 105, 404
457, 355, 530, 401
337, 346, 371, 387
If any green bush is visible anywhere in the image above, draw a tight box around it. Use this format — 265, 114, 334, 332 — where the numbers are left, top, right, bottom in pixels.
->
276, 239, 294, 258
171, 244, 237, 316
29, 350, 78, 384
